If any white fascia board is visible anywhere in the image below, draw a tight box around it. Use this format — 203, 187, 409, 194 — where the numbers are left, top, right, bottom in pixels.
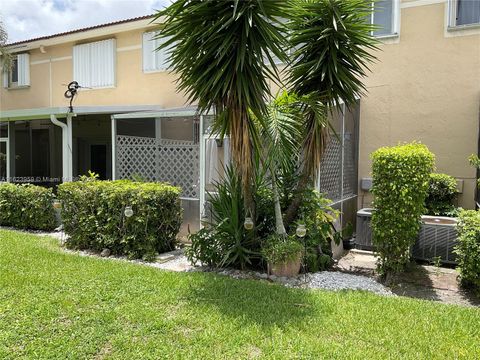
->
7, 17, 165, 54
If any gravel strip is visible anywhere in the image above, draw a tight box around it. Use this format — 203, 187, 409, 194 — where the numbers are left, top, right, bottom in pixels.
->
304, 271, 393, 296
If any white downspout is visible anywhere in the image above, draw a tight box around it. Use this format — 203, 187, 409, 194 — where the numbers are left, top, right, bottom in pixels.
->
50, 114, 73, 182
111, 115, 116, 180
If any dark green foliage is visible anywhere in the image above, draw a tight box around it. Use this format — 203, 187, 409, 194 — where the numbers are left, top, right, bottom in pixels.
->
187, 166, 336, 271
261, 234, 303, 264
185, 227, 223, 267
288, 0, 378, 109
371, 143, 435, 277
454, 210, 480, 290
469, 154, 480, 190
155, 0, 287, 116
187, 166, 260, 269
425, 173, 459, 216
57, 179, 182, 260
0, 183, 56, 231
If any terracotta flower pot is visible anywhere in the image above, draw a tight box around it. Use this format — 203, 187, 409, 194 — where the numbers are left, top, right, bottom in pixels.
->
269, 252, 302, 277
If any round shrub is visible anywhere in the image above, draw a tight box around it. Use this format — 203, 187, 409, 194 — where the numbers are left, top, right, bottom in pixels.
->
58, 179, 182, 260
371, 142, 435, 278
425, 173, 458, 216
0, 183, 56, 231
454, 210, 480, 291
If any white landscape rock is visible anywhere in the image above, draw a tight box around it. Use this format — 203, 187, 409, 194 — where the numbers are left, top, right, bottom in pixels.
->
304, 271, 393, 296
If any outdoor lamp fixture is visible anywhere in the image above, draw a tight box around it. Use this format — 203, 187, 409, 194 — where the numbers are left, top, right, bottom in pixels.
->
124, 206, 134, 218
296, 224, 307, 238
243, 217, 254, 230
52, 199, 62, 209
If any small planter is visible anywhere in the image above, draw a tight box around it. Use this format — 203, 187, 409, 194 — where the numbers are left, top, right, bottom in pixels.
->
268, 252, 302, 277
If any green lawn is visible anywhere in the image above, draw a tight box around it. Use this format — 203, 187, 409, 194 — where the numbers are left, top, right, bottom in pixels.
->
0, 230, 479, 359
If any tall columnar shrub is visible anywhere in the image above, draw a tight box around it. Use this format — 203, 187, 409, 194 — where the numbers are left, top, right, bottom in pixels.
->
425, 173, 459, 216
57, 179, 182, 260
371, 143, 435, 277
454, 210, 480, 290
0, 183, 56, 231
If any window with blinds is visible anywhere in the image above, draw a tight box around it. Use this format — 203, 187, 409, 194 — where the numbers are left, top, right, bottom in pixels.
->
143, 31, 172, 72
73, 39, 116, 88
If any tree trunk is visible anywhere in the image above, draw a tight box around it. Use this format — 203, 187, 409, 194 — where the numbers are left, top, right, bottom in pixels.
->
271, 169, 286, 236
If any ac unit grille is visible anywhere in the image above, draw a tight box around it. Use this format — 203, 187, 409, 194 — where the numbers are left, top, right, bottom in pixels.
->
412, 224, 458, 264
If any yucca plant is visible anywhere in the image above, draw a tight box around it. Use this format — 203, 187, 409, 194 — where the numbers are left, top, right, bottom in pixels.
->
283, 0, 378, 224
154, 0, 289, 213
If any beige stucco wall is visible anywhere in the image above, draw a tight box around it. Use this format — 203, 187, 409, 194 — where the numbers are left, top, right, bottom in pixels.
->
359, 1, 480, 209
0, 28, 187, 111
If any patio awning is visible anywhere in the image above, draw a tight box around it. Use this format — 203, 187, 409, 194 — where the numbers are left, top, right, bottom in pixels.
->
0, 105, 169, 121
111, 106, 212, 119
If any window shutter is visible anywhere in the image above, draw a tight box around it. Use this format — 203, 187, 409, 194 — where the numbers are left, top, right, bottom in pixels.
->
17, 53, 30, 86
73, 43, 91, 87
73, 39, 115, 88
90, 39, 115, 87
143, 32, 157, 72
155, 35, 172, 71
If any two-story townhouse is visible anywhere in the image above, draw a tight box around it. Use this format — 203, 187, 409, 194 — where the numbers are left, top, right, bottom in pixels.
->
1, 0, 479, 234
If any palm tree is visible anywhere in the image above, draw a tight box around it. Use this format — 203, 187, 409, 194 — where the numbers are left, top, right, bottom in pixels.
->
154, 0, 288, 214
257, 92, 301, 236
283, 0, 378, 225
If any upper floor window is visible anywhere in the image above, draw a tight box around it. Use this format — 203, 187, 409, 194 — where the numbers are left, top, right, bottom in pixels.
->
143, 31, 172, 72
2, 53, 30, 88
73, 39, 116, 88
449, 0, 480, 27
369, 0, 398, 37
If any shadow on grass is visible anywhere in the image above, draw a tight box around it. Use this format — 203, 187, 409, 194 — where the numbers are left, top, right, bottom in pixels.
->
389, 263, 480, 306
180, 272, 330, 329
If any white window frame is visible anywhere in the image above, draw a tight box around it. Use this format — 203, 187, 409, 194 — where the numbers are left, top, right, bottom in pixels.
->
447, 0, 480, 29
142, 31, 172, 73
73, 39, 116, 89
3, 53, 30, 89
369, 0, 400, 39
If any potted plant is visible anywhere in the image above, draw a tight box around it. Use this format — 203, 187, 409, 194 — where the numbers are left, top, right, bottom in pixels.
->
262, 235, 303, 277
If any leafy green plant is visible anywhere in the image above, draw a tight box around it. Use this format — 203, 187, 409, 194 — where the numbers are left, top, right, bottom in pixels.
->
185, 227, 223, 267
454, 210, 480, 291
0, 183, 56, 230
57, 179, 182, 260
469, 154, 480, 191
425, 173, 459, 216
261, 234, 303, 265
371, 142, 435, 279
203, 166, 261, 269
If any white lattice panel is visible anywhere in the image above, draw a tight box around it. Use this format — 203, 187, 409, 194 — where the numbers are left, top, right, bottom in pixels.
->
117, 135, 200, 198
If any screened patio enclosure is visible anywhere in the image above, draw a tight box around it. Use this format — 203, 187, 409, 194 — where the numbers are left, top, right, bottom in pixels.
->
113, 102, 359, 238
112, 109, 217, 236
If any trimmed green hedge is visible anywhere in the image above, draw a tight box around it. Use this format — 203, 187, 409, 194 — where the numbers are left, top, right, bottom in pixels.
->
57, 179, 182, 260
425, 173, 458, 216
371, 142, 435, 277
0, 183, 57, 231
455, 210, 480, 290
